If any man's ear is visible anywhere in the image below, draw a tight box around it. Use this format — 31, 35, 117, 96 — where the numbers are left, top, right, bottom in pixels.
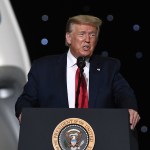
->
66, 32, 71, 45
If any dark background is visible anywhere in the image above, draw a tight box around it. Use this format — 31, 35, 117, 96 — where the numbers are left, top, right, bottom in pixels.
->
9, 0, 149, 149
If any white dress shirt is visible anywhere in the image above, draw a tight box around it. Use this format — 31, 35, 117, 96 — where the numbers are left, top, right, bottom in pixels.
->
67, 50, 90, 108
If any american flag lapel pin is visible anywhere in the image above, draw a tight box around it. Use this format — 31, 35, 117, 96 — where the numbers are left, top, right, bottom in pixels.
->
97, 68, 100, 71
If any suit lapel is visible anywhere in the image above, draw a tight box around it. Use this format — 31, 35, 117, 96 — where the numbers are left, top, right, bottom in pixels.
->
89, 56, 102, 107
54, 53, 69, 107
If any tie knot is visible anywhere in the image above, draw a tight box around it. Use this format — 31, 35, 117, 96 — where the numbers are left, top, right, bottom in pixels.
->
76, 66, 84, 75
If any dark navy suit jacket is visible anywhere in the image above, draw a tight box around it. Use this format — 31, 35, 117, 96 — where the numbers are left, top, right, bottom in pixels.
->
15, 52, 138, 117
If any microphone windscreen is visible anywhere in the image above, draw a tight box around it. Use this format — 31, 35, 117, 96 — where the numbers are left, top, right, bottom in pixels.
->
77, 57, 85, 69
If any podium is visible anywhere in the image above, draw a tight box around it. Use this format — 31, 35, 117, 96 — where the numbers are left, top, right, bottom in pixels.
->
17, 108, 139, 150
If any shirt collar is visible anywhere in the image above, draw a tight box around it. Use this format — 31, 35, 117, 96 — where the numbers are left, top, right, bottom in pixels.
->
67, 49, 76, 67
67, 49, 90, 68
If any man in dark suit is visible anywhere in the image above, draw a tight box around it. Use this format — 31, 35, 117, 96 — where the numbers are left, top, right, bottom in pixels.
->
15, 15, 140, 129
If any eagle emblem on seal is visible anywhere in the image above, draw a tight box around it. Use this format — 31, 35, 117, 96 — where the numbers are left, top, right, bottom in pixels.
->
65, 129, 84, 149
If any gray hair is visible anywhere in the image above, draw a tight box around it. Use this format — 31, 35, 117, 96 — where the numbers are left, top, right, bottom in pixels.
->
65, 15, 102, 46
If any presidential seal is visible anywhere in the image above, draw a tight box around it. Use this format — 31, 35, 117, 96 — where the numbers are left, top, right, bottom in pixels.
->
52, 118, 95, 150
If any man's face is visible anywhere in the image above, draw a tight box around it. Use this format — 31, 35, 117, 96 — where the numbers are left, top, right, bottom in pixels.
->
66, 24, 99, 58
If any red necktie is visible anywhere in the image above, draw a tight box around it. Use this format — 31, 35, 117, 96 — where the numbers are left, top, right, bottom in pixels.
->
75, 67, 88, 108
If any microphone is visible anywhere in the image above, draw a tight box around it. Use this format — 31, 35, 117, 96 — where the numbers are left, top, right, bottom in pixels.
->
77, 57, 86, 74
75, 57, 86, 108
